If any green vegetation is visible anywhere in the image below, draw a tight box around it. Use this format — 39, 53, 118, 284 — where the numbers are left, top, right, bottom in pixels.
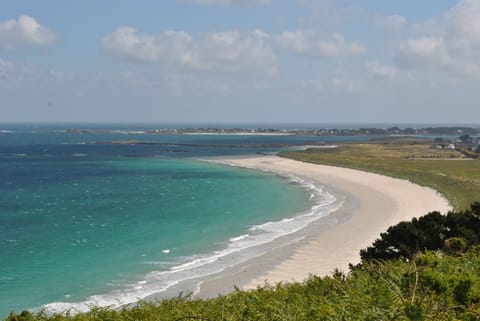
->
281, 139, 480, 210
360, 203, 480, 261
5, 204, 480, 321
5, 252, 480, 320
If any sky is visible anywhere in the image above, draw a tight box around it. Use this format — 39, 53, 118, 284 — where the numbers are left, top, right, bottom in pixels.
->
0, 0, 479, 124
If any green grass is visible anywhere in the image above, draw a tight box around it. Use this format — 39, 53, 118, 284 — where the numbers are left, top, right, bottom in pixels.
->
281, 141, 480, 210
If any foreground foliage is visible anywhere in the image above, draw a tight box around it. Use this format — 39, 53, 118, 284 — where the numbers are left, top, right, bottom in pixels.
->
5, 248, 480, 321
360, 203, 480, 261
281, 140, 480, 210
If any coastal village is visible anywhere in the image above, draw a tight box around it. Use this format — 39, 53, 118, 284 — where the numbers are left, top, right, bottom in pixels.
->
63, 126, 480, 155
65, 125, 480, 137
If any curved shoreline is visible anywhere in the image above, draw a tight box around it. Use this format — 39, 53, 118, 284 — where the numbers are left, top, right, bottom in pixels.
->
39, 154, 453, 313
197, 155, 452, 295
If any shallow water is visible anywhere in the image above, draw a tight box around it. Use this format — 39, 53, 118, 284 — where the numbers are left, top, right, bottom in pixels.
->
0, 125, 368, 315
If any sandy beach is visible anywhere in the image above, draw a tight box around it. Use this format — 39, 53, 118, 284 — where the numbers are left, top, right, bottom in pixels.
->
197, 155, 452, 295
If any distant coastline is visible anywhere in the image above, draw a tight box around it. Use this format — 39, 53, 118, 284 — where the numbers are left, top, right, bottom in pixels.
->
62, 125, 480, 137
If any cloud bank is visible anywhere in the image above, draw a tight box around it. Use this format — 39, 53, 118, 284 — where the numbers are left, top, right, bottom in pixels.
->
396, 0, 480, 77
103, 27, 276, 75
276, 30, 367, 58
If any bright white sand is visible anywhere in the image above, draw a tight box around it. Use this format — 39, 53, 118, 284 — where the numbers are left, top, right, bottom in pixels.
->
205, 155, 452, 290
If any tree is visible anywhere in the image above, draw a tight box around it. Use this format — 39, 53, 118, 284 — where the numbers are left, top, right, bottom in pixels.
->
360, 206, 480, 262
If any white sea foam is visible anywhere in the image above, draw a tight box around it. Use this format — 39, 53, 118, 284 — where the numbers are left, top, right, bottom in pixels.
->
41, 173, 343, 315
229, 234, 250, 242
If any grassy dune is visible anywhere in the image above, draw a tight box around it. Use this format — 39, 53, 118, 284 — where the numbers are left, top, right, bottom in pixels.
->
281, 139, 480, 210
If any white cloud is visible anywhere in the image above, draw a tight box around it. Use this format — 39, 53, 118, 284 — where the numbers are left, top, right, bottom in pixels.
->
395, 0, 480, 77
194, 30, 275, 74
276, 30, 366, 58
396, 37, 449, 69
365, 60, 397, 79
102, 27, 193, 63
0, 15, 56, 50
374, 14, 405, 30
103, 27, 276, 75
302, 77, 364, 94
445, 0, 480, 56
180, 0, 270, 4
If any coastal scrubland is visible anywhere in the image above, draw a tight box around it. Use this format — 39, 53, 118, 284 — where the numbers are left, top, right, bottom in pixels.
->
281, 139, 480, 210
5, 203, 480, 321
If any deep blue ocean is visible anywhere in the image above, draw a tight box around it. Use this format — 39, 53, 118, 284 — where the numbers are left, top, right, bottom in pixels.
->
0, 124, 381, 315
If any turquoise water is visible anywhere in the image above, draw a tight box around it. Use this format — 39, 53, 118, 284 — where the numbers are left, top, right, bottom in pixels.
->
1, 157, 315, 314
0, 125, 369, 315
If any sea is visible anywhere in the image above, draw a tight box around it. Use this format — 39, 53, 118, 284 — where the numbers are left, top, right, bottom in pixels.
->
0, 123, 383, 316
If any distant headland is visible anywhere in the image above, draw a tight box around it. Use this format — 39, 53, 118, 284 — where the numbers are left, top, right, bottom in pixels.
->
64, 126, 480, 136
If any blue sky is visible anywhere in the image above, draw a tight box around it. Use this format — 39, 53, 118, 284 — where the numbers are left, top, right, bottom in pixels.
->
1, 0, 479, 124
